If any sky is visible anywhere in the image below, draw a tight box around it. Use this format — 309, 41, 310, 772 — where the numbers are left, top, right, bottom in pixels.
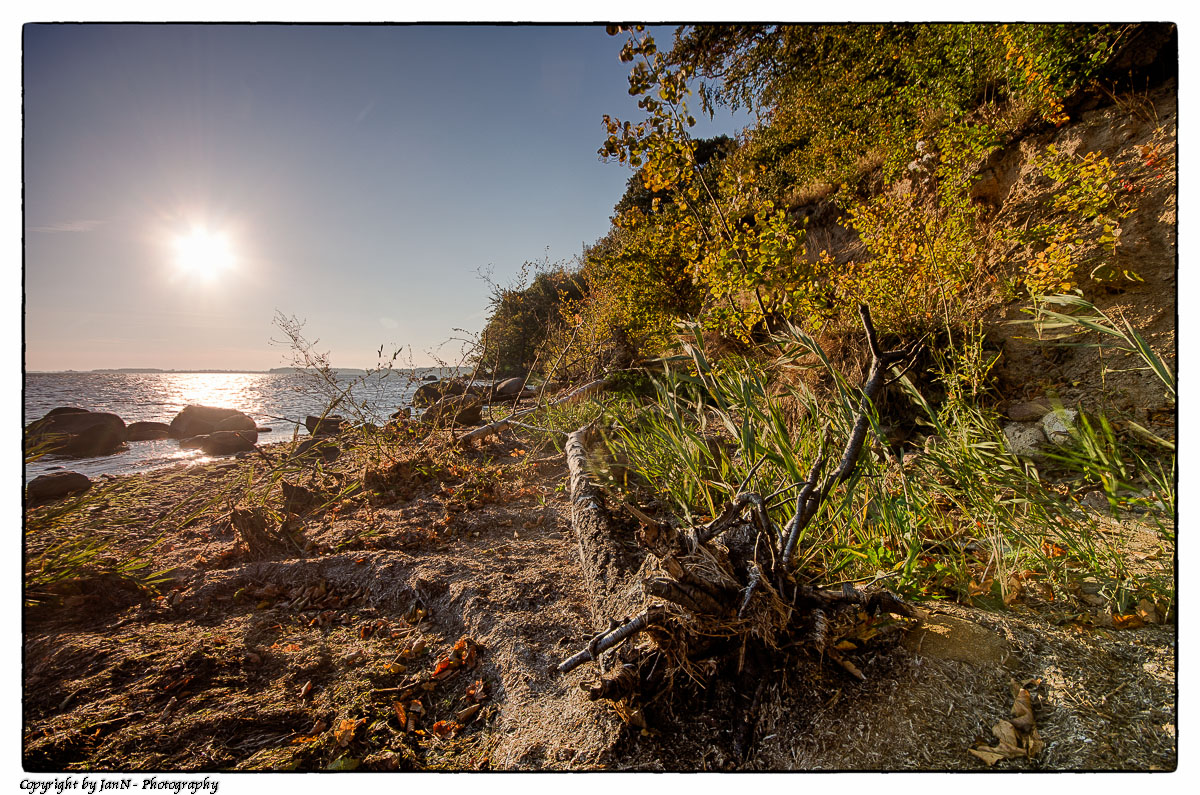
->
22, 23, 753, 371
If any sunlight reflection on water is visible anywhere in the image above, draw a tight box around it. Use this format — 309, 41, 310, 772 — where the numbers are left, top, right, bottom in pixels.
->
24, 368, 456, 481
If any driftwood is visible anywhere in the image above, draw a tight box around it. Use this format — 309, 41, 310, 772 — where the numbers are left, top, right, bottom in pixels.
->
554, 305, 922, 761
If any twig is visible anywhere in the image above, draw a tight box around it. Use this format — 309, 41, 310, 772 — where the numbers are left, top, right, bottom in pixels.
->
557, 608, 665, 674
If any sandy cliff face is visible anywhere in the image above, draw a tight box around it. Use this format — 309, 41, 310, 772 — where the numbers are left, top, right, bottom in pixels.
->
790, 81, 1176, 422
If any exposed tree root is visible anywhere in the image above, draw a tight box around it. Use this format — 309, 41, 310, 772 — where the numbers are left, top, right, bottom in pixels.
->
554, 305, 924, 763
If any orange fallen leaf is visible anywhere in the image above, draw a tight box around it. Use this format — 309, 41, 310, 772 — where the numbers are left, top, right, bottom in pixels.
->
1042, 541, 1068, 557
968, 578, 994, 597
429, 720, 460, 739
432, 658, 459, 679
465, 679, 488, 703
1112, 612, 1145, 630
393, 701, 407, 727
334, 718, 363, 747
299, 680, 313, 699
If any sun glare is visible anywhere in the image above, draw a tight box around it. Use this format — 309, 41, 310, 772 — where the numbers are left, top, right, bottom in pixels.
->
173, 228, 235, 280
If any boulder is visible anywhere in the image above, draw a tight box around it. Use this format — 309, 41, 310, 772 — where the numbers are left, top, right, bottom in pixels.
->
63, 423, 127, 457
125, 421, 172, 441
493, 376, 529, 397
294, 437, 340, 462
213, 414, 257, 432
1002, 422, 1047, 460
27, 409, 125, 438
305, 414, 347, 437
179, 436, 208, 450
27, 471, 92, 502
26, 410, 127, 457
1042, 408, 1078, 445
1080, 490, 1112, 511
424, 374, 439, 381
1005, 400, 1052, 422
421, 394, 484, 426
44, 406, 91, 417
169, 405, 256, 439
412, 378, 478, 407
491, 376, 537, 402
199, 430, 258, 455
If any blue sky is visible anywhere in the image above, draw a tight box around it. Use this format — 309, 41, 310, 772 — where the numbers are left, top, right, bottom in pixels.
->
23, 23, 752, 370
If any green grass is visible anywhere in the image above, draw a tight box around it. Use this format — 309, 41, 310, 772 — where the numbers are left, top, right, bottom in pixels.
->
599, 315, 1175, 614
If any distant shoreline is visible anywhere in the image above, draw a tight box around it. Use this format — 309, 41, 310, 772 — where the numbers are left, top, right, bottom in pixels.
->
25, 366, 462, 376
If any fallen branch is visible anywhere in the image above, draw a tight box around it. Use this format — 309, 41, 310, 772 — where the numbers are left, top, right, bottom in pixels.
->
557, 608, 667, 674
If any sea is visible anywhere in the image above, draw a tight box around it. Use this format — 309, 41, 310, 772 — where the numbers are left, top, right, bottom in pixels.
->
23, 368, 461, 483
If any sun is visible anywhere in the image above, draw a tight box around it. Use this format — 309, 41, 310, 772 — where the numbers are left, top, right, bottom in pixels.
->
173, 227, 235, 280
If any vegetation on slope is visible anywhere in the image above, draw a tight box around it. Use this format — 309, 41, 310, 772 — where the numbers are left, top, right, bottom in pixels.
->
476, 23, 1176, 612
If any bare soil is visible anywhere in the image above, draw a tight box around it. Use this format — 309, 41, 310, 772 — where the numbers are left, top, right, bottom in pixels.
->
23, 426, 1175, 771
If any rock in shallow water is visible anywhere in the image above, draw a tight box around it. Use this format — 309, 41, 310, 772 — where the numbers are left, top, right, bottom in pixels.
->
169, 405, 256, 439
126, 421, 172, 441
26, 410, 127, 457
199, 430, 258, 455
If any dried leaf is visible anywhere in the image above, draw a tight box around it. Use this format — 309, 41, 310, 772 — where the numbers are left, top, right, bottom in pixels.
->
430, 720, 460, 739
466, 679, 488, 702
299, 680, 313, 699
1010, 688, 1036, 733
393, 701, 407, 727
334, 718, 363, 747
456, 703, 481, 723
451, 636, 474, 661
992, 719, 1022, 752
1026, 726, 1045, 756
1112, 612, 1145, 630
969, 748, 1007, 766
432, 658, 459, 679
1136, 599, 1160, 624
1042, 541, 1068, 557
968, 578, 994, 597
384, 662, 406, 675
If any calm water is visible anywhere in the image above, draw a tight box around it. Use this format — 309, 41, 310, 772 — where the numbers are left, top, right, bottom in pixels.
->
23, 368, 459, 482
